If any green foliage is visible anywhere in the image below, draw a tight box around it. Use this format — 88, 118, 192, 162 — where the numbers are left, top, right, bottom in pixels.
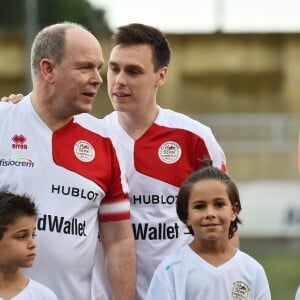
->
0, 0, 111, 35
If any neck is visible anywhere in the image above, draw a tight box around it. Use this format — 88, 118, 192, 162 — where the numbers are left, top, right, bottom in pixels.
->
0, 269, 28, 299
189, 239, 236, 267
117, 105, 159, 140
30, 90, 72, 132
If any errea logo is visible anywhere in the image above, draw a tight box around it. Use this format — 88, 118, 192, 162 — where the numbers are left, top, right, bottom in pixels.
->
12, 134, 27, 149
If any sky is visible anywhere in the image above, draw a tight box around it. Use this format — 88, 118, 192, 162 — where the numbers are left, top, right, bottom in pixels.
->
87, 0, 300, 33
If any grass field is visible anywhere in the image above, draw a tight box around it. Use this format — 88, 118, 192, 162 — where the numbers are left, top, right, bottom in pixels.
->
253, 254, 300, 300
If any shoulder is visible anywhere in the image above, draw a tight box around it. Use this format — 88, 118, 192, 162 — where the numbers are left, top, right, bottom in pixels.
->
155, 246, 187, 273
74, 113, 112, 137
27, 279, 58, 299
0, 100, 19, 113
157, 107, 213, 135
237, 250, 266, 271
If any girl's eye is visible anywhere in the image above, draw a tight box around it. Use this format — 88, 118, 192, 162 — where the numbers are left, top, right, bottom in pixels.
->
194, 204, 205, 210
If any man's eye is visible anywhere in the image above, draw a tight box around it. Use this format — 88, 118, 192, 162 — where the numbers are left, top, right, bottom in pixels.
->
129, 69, 141, 75
109, 66, 119, 72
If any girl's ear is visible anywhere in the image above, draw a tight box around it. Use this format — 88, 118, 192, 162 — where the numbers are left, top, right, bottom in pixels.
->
231, 203, 239, 221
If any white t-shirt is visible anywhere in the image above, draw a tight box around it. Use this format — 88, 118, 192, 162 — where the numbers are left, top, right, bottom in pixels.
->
295, 286, 300, 300
0, 279, 57, 300
146, 246, 271, 300
102, 108, 227, 300
0, 96, 130, 300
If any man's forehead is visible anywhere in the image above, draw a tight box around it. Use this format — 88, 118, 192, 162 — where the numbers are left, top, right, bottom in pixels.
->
109, 44, 153, 65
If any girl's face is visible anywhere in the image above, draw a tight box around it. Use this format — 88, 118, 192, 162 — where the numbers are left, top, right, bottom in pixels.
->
186, 179, 237, 242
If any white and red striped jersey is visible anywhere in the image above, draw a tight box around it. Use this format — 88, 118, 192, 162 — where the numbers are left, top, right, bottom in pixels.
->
0, 95, 129, 300
102, 107, 227, 300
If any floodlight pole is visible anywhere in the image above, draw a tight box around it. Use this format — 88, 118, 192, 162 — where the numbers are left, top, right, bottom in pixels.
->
25, 0, 38, 93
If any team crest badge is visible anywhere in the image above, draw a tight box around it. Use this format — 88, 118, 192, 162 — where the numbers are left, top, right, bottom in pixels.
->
158, 141, 181, 164
74, 140, 95, 162
231, 281, 250, 300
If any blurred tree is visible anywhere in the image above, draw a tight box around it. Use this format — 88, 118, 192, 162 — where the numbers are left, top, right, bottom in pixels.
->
0, 0, 111, 36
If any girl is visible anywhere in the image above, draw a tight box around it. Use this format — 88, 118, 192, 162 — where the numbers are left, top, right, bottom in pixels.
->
146, 164, 271, 300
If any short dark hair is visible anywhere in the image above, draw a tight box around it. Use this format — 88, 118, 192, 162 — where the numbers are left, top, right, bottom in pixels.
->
0, 191, 37, 240
111, 23, 171, 71
176, 166, 242, 239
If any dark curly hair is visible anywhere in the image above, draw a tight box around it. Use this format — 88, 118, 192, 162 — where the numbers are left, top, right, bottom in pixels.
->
0, 191, 37, 240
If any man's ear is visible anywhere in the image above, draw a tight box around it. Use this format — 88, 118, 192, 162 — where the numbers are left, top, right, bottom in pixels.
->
156, 66, 168, 87
40, 58, 55, 83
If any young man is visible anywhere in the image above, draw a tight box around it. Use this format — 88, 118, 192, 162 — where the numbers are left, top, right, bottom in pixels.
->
0, 22, 136, 300
102, 23, 230, 300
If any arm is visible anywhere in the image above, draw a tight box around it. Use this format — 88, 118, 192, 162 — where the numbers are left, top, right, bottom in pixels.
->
99, 219, 136, 300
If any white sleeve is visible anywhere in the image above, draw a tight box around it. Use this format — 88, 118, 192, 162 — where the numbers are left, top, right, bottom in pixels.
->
295, 286, 300, 300
253, 265, 272, 300
145, 267, 174, 300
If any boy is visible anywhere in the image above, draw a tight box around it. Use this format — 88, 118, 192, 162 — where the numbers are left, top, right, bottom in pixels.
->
0, 191, 57, 299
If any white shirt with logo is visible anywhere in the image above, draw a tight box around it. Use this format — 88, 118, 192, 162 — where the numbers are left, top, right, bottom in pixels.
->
146, 246, 271, 300
0, 95, 130, 300
102, 107, 227, 300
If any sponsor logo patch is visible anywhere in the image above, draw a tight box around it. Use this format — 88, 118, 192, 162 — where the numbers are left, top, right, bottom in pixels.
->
158, 141, 181, 164
74, 140, 95, 162
11, 134, 27, 149
232, 281, 250, 300
0, 157, 34, 168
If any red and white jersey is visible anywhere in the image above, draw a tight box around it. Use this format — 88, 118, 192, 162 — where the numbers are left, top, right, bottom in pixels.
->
146, 246, 271, 300
0, 95, 129, 300
103, 107, 227, 300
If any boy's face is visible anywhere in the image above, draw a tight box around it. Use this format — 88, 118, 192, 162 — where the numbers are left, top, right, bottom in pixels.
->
0, 216, 36, 269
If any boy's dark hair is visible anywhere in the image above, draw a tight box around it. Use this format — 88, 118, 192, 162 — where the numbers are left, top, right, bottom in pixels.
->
176, 164, 242, 239
111, 23, 171, 71
0, 191, 37, 239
